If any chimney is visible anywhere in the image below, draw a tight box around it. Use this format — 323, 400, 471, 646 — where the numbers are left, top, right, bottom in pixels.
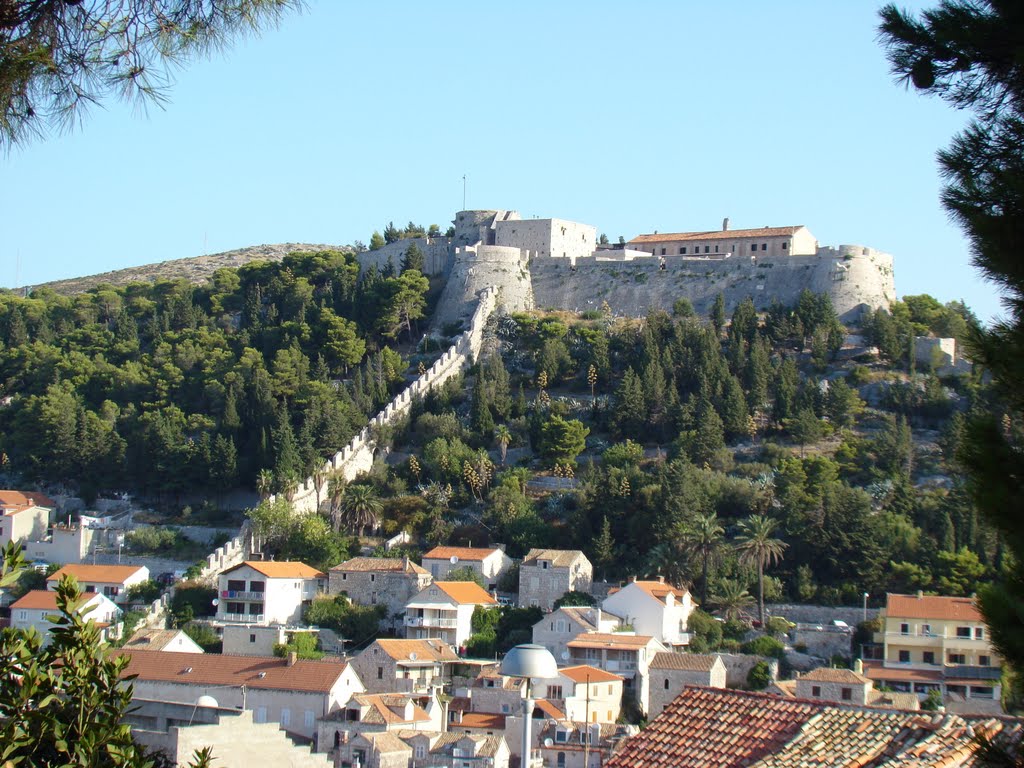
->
917, 590, 924, 599
854, 659, 863, 674
629, 576, 637, 584
722, 217, 730, 232
287, 651, 297, 667
657, 576, 664, 584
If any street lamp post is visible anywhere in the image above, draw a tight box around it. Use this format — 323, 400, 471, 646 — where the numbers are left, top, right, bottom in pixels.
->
863, 592, 869, 623
500, 644, 558, 768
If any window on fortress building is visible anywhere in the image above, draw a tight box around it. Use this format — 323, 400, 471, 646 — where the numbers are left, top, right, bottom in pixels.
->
751, 244, 757, 252
714, 245, 719, 252
761, 243, 768, 251
680, 247, 686, 254
782, 241, 788, 249
704, 246, 710, 254
661, 248, 666, 255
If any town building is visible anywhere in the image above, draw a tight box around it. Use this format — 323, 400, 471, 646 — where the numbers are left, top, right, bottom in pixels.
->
646, 652, 726, 718
23, 521, 96, 564
532, 606, 621, 662
769, 664, 918, 710
350, 638, 460, 695
604, 686, 1019, 768
123, 627, 204, 654
404, 581, 498, 647
10, 588, 121, 644
534, 720, 636, 768
421, 546, 512, 590
316, 691, 438, 753
328, 557, 432, 631
600, 578, 694, 649
422, 733, 511, 768
216, 561, 325, 626
46, 563, 149, 604
0, 490, 54, 548
548, 665, 624, 724
119, 649, 364, 742
518, 549, 593, 611
626, 223, 818, 260
565, 633, 667, 716
863, 592, 1002, 713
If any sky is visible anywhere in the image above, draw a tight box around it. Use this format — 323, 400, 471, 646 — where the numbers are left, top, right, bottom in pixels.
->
0, 1, 1002, 322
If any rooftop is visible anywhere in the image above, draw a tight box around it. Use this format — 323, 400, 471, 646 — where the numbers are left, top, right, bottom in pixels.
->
559, 665, 623, 684
423, 546, 503, 562
798, 667, 872, 685
522, 549, 589, 568
0, 489, 56, 512
330, 557, 428, 575
47, 564, 146, 584
886, 593, 983, 622
567, 632, 656, 650
432, 581, 498, 605
369, 638, 460, 663
118, 649, 351, 693
225, 561, 325, 579
628, 225, 805, 245
649, 652, 719, 672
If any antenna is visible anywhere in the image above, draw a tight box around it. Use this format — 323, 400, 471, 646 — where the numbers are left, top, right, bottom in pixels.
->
462, 175, 467, 210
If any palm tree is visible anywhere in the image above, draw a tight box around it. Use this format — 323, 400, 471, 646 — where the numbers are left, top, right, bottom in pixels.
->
711, 579, 755, 621
494, 425, 512, 466
326, 471, 347, 532
256, 468, 274, 501
312, 465, 328, 512
340, 484, 383, 537
644, 542, 688, 588
680, 513, 725, 608
734, 514, 787, 627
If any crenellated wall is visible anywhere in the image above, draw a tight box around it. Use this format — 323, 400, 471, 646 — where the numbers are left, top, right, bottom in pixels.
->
278, 286, 500, 515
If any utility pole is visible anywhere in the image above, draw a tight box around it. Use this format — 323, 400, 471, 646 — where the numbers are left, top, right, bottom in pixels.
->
462, 175, 467, 210
583, 673, 591, 768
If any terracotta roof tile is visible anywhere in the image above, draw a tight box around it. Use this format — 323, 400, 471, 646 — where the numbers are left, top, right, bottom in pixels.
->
352, 731, 410, 754
423, 546, 502, 562
534, 699, 567, 720
0, 490, 55, 512
559, 665, 623, 684
861, 660, 944, 684
630, 580, 689, 601
123, 628, 200, 652
799, 667, 872, 685
226, 561, 325, 579
48, 564, 146, 584
457, 712, 507, 730
330, 557, 428, 575
118, 649, 351, 693
886, 593, 983, 622
370, 638, 460, 663
434, 581, 498, 605
649, 652, 719, 672
567, 632, 656, 650
628, 226, 804, 245
348, 693, 430, 725
10, 589, 61, 610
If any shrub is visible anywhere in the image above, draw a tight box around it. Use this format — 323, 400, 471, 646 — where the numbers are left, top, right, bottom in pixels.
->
747, 661, 772, 690
687, 609, 723, 651
764, 616, 792, 637
741, 635, 786, 659
602, 440, 644, 469
553, 591, 597, 609
722, 618, 750, 641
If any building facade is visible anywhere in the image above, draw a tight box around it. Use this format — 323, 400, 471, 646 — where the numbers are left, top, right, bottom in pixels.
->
601, 579, 693, 649
421, 547, 512, 590
518, 549, 593, 611
216, 561, 325, 626
329, 557, 432, 631
404, 581, 498, 647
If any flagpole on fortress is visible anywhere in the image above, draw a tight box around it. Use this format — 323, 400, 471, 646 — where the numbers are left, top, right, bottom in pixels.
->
462, 175, 467, 210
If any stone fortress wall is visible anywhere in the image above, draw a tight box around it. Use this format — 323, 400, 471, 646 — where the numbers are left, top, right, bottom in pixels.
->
278, 286, 499, 515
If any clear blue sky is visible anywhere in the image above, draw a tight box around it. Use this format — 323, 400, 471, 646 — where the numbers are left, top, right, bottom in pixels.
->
0, 1, 1001, 322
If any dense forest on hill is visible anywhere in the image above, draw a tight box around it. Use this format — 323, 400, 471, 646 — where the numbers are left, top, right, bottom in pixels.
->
0, 249, 432, 500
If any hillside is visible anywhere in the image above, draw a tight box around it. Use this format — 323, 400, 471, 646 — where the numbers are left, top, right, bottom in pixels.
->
28, 243, 349, 295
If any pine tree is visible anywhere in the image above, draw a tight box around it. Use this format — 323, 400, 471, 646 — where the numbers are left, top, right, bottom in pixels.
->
613, 367, 647, 439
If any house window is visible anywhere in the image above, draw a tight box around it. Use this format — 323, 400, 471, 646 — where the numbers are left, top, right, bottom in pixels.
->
664, 678, 669, 690
415, 746, 426, 759
782, 242, 788, 250
280, 708, 290, 727
661, 248, 666, 255
972, 686, 994, 698
249, 634, 256, 643
812, 686, 821, 697
761, 243, 767, 251
680, 247, 686, 254
751, 244, 757, 252
341, 573, 347, 580
227, 602, 244, 614
608, 685, 613, 694
714, 245, 719, 252
923, 651, 935, 665
227, 580, 246, 592
248, 603, 263, 615
377, 666, 384, 679
547, 685, 563, 699
841, 688, 852, 701
249, 581, 265, 593
17, 610, 27, 621
704, 246, 710, 254
255, 707, 267, 723
975, 627, 985, 640
980, 655, 991, 666
555, 731, 569, 743
957, 627, 971, 638
900, 623, 909, 635
949, 653, 966, 665
542, 561, 549, 570
370, 574, 375, 582
304, 710, 314, 729
557, 753, 566, 768
921, 624, 931, 636
899, 650, 911, 663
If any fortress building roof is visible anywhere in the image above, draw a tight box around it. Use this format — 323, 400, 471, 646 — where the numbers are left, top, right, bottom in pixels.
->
628, 225, 805, 244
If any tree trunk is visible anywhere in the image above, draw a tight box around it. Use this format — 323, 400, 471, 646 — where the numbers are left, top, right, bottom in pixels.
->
758, 563, 766, 627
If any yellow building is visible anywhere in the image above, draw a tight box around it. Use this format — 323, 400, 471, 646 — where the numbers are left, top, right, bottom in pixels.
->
863, 592, 1001, 713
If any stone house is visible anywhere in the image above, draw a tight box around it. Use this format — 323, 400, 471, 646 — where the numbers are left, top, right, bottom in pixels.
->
601, 579, 694, 650
532, 606, 621, 661
424, 733, 510, 768
119, 649, 364, 741
646, 652, 726, 718
404, 581, 498, 647
47, 563, 149, 604
10, 589, 121, 645
535, 721, 635, 768
547, 665, 624, 724
565, 633, 667, 716
421, 546, 512, 590
627, 224, 818, 260
0, 490, 53, 549
332, 731, 412, 768
864, 592, 1002, 712
351, 638, 460, 695
317, 692, 437, 759
216, 561, 325, 626
771, 665, 919, 710
329, 557, 432, 631
518, 549, 593, 611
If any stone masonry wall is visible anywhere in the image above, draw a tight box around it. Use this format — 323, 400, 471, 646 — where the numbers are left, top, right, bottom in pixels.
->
356, 237, 454, 277
432, 246, 533, 331
280, 287, 499, 515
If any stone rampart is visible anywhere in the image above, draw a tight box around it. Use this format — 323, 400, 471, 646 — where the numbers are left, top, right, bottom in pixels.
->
280, 286, 499, 515
432, 245, 533, 331
530, 246, 893, 323
355, 237, 454, 277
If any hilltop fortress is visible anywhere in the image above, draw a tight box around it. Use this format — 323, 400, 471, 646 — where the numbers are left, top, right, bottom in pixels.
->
358, 210, 895, 331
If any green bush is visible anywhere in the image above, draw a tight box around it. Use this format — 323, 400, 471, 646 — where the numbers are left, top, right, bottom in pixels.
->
602, 440, 644, 469
747, 661, 772, 690
722, 618, 750, 641
741, 635, 786, 659
126, 579, 162, 604
686, 609, 723, 651
764, 617, 792, 637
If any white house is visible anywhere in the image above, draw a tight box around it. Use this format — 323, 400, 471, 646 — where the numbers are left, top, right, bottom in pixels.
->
548, 665, 624, 724
404, 581, 498, 648
123, 628, 205, 654
350, 638, 461, 695
518, 549, 593, 610
0, 490, 54, 549
421, 546, 512, 590
532, 606, 621, 662
565, 633, 667, 716
120, 649, 364, 741
627, 223, 819, 260
10, 589, 121, 645
216, 561, 325, 626
601, 578, 694, 649
47, 563, 150, 605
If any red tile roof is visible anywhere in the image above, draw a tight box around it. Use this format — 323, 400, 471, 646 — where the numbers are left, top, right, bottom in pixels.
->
534, 699, 567, 720
118, 649, 351, 693
886, 593, 983, 622
559, 665, 623, 684
861, 660, 944, 684
0, 490, 56, 512
370, 638, 460, 663
628, 226, 804, 245
331, 557, 428, 575
11, 589, 61, 610
567, 633, 656, 650
48, 564, 146, 585
457, 712, 507, 730
226, 561, 325, 579
434, 581, 498, 605
798, 667, 871, 685
423, 546, 502, 562
649, 652, 719, 672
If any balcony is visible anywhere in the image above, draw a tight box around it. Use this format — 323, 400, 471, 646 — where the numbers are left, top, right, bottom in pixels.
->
885, 632, 942, 647
603, 659, 638, 673
221, 612, 265, 623
405, 616, 458, 628
220, 590, 265, 601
